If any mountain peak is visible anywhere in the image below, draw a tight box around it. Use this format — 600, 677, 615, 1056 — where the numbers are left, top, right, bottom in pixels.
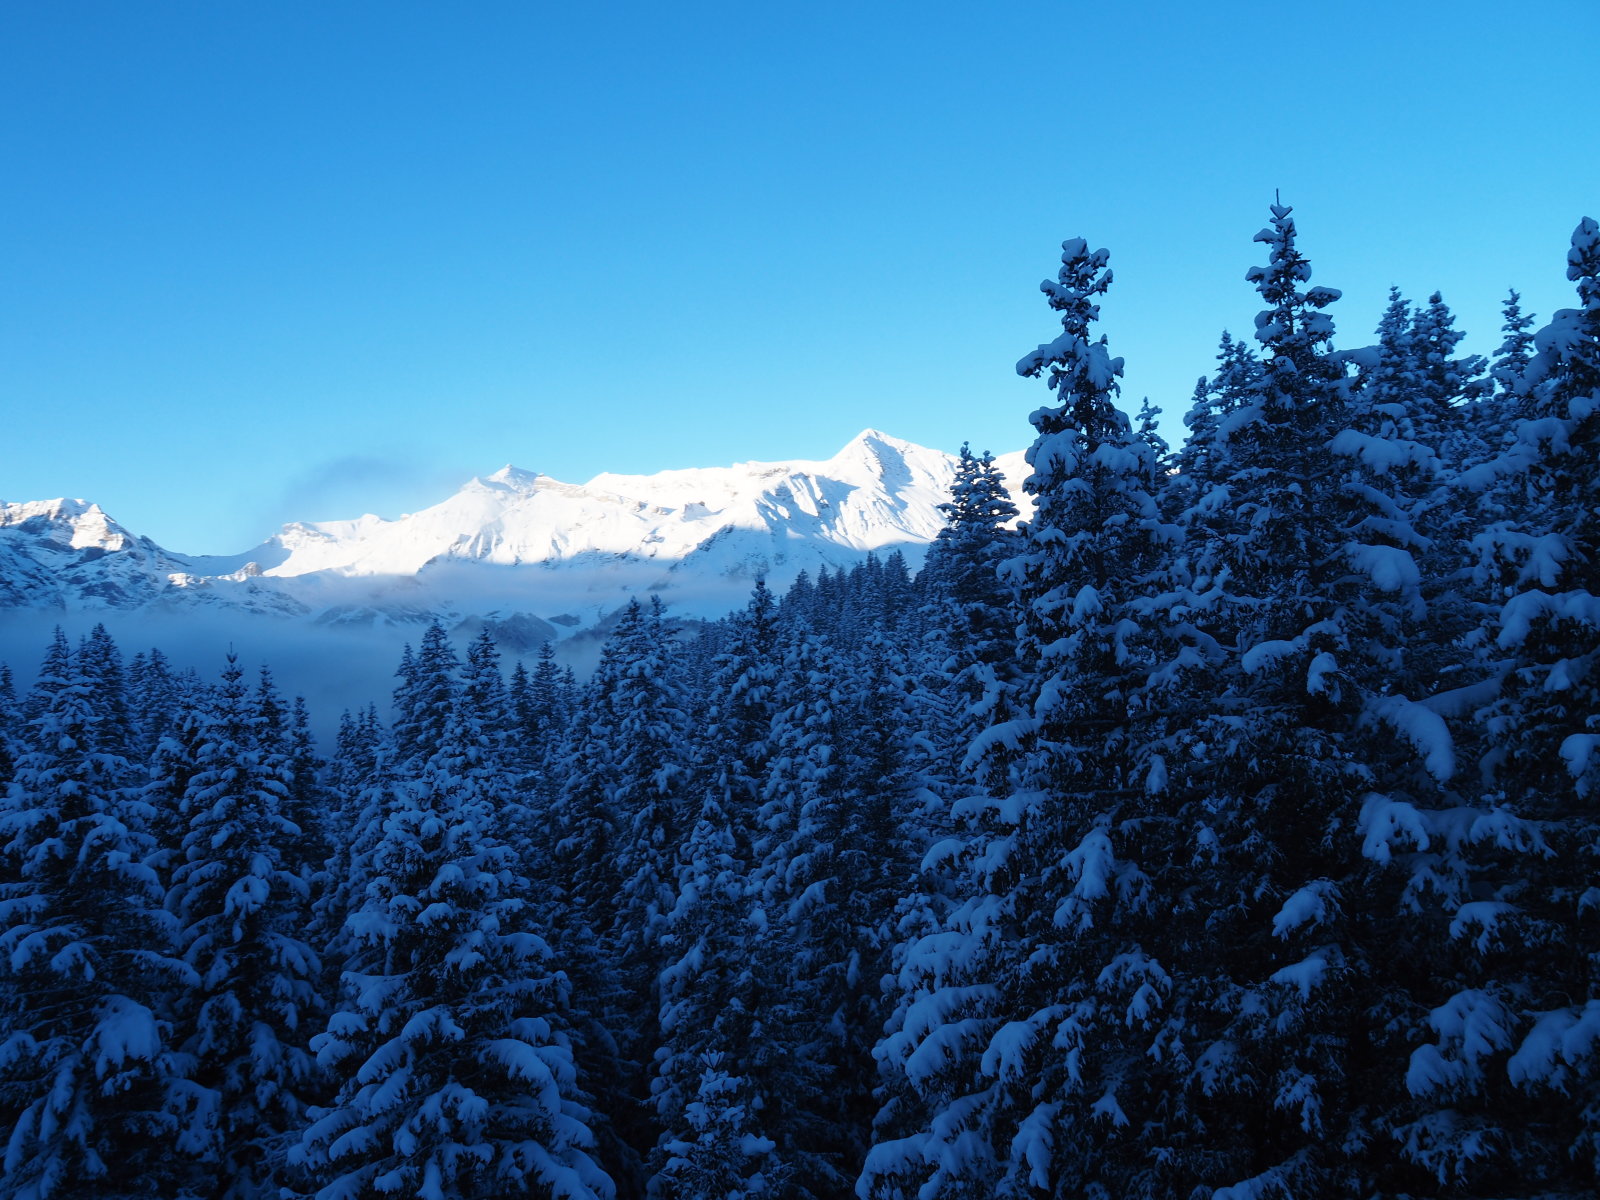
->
0, 497, 134, 552
844, 427, 910, 451
481, 464, 542, 490
824, 428, 933, 487
2, 496, 98, 523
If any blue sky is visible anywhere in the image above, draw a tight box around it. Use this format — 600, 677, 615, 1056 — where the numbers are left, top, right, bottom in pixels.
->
2, 0, 1595, 552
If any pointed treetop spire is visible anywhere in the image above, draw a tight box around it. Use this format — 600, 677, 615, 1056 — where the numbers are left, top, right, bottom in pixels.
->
1245, 199, 1346, 413
1015, 240, 1126, 476
1016, 239, 1120, 387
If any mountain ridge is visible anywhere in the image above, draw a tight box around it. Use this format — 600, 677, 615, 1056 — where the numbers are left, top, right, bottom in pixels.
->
1, 430, 1029, 635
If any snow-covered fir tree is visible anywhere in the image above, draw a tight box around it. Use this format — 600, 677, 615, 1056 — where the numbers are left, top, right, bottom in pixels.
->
752, 630, 874, 1196
1173, 201, 1488, 1197
653, 1054, 777, 1200
919, 443, 1020, 760
0, 665, 15, 792
128, 647, 182, 763
650, 795, 778, 1198
1492, 287, 1539, 402
597, 596, 693, 1076
1174, 327, 1263, 490
1409, 289, 1489, 468
645, 582, 788, 1195
1406, 215, 1600, 1196
0, 629, 190, 1199
298, 658, 613, 1200
390, 624, 460, 772
547, 598, 695, 1187
865, 236, 1190, 1198
167, 654, 321, 1199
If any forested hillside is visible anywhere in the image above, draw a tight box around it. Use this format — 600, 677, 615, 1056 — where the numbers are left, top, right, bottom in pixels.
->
1, 203, 1595, 1199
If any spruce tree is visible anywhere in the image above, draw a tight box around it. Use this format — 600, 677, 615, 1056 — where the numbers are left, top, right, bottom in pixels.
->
1174, 202, 1474, 1197
755, 631, 864, 1196
1173, 328, 1262, 489
76, 624, 139, 766
144, 682, 210, 887
1366, 286, 1418, 404
921, 444, 1020, 758
167, 654, 321, 1198
1403, 216, 1600, 1194
0, 629, 190, 1199
1491, 287, 1538, 402
649, 792, 778, 1198
1410, 290, 1489, 468
285, 695, 329, 866
298, 680, 613, 1199
316, 704, 402, 1009
0, 664, 16, 794
653, 1055, 778, 1200
128, 647, 181, 763
1471, 287, 1541, 468
648, 581, 787, 1199
547, 599, 692, 1187
391, 625, 459, 771
458, 628, 528, 850
866, 236, 1192, 1198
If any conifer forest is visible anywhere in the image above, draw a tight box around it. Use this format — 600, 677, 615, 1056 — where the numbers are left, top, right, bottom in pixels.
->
3, 203, 1598, 1200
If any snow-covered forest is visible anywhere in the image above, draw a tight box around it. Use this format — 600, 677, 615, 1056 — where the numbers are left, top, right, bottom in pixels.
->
2, 204, 1596, 1199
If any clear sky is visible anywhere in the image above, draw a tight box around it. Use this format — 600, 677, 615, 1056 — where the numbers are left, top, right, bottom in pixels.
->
2, 0, 1595, 553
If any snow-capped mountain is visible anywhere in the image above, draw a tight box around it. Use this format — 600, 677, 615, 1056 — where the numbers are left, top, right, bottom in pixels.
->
0, 498, 305, 617
1, 431, 1028, 641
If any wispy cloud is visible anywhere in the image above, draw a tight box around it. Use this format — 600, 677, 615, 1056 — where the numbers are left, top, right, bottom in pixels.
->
255, 454, 474, 535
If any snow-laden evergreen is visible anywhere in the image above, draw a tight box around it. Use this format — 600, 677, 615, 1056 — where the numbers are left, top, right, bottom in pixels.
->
755, 630, 868, 1196
648, 584, 782, 1198
0, 201, 1594, 1200
0, 630, 190, 1199
919, 444, 1021, 765
652, 1054, 777, 1200
650, 792, 777, 1198
0, 665, 16, 794
863, 236, 1194, 1198
1420, 215, 1600, 1193
167, 654, 321, 1199
297, 650, 612, 1200
1171, 202, 1417, 1195
1172, 327, 1262, 493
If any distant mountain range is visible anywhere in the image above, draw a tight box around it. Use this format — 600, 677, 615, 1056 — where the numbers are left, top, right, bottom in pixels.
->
1, 431, 1028, 647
